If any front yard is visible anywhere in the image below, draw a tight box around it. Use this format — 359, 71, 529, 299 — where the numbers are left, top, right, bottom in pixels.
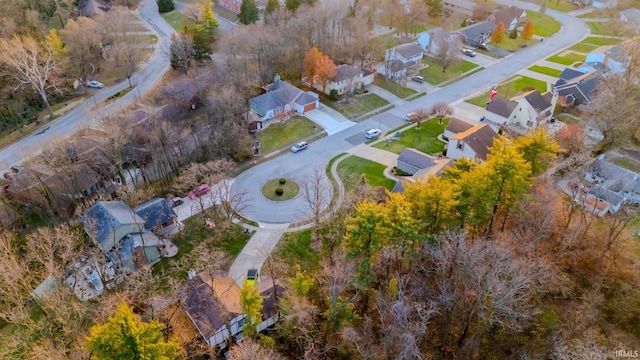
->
325, 93, 390, 119
419, 56, 480, 85
528, 65, 562, 78
337, 155, 397, 191
161, 11, 185, 31
526, 11, 562, 37
257, 116, 322, 154
547, 51, 585, 66
466, 75, 548, 107
524, 0, 577, 12
373, 76, 418, 99
373, 118, 448, 156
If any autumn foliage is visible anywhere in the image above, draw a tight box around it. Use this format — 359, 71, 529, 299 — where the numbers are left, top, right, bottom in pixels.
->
302, 47, 336, 93
520, 20, 534, 40
491, 21, 506, 43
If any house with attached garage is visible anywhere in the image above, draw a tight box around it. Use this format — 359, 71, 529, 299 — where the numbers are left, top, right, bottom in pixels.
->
417, 28, 460, 54
581, 153, 640, 216
444, 118, 474, 139
551, 70, 601, 109
249, 74, 319, 121
305, 64, 375, 96
384, 43, 424, 80
489, 6, 526, 31
392, 149, 452, 193
455, 21, 497, 47
446, 124, 498, 162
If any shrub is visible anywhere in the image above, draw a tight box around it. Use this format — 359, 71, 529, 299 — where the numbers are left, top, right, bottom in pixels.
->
279, 178, 286, 184
329, 89, 339, 101
157, 0, 175, 13
275, 188, 284, 196
509, 27, 518, 39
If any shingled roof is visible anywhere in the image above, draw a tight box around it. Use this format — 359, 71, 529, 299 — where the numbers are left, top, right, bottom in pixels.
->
450, 124, 498, 161
486, 96, 518, 118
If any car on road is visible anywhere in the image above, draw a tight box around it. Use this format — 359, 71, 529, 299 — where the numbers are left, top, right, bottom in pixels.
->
411, 75, 424, 83
290, 141, 308, 153
188, 184, 210, 199
405, 112, 418, 122
86, 81, 104, 88
476, 43, 489, 50
462, 49, 476, 57
170, 198, 184, 208
365, 128, 382, 139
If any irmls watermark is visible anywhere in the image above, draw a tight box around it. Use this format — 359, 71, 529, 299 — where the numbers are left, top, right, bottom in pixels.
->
615, 349, 640, 358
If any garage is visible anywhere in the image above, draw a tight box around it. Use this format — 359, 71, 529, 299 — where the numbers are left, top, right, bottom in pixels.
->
303, 102, 316, 112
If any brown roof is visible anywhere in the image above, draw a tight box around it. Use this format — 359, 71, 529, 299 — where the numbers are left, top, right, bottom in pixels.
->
332, 64, 364, 82
163, 78, 199, 103
492, 6, 525, 27
450, 124, 498, 160
486, 96, 518, 118
445, 118, 474, 134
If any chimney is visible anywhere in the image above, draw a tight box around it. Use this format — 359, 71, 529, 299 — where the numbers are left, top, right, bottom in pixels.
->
274, 73, 281, 83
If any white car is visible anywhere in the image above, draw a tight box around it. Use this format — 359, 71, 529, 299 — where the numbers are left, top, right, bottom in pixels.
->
290, 141, 308, 153
365, 129, 382, 139
86, 80, 104, 88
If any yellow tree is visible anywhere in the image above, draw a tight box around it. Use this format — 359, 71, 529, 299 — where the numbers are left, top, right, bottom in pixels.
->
513, 128, 560, 176
316, 54, 336, 94
383, 192, 421, 266
240, 280, 264, 337
520, 20, 534, 41
490, 22, 505, 44
86, 302, 181, 360
302, 47, 322, 86
404, 177, 460, 234
45, 29, 66, 57
202, 0, 219, 37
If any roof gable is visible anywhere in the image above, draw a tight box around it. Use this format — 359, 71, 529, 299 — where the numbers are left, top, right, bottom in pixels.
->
457, 21, 497, 40
445, 118, 474, 134
332, 64, 364, 82
251, 80, 303, 111
134, 198, 176, 232
81, 201, 145, 247
512, 90, 552, 112
180, 276, 237, 340
486, 96, 518, 118
492, 6, 525, 27
450, 124, 498, 161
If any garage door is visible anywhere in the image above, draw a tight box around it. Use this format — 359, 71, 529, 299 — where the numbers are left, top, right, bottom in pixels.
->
303, 102, 316, 112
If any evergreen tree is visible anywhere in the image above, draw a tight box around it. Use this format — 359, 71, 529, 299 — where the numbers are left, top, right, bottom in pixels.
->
285, 0, 301, 11
86, 303, 180, 360
202, 0, 219, 37
509, 26, 518, 39
265, 0, 280, 15
184, 24, 212, 59
170, 33, 193, 73
424, 0, 444, 17
157, 0, 175, 13
239, 0, 260, 25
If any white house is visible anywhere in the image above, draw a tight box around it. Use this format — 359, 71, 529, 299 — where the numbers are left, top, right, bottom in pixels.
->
444, 117, 474, 139
307, 64, 375, 96
446, 124, 498, 161
509, 90, 553, 130
384, 43, 424, 80
417, 28, 459, 54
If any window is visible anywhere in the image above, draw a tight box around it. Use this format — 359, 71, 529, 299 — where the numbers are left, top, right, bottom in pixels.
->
457, 142, 463, 150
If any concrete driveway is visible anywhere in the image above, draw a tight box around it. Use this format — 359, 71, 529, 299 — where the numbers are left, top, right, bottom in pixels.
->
304, 107, 356, 136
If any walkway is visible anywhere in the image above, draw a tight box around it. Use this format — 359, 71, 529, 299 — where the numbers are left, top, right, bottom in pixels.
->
347, 143, 399, 167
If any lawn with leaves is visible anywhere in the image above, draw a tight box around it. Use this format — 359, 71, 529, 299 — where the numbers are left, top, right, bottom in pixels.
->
419, 56, 480, 85
337, 156, 397, 191
526, 11, 562, 37
492, 37, 537, 52
161, 11, 185, 31
547, 51, 585, 65
587, 21, 618, 36
528, 65, 562, 77
257, 116, 322, 154
556, 115, 580, 124
466, 76, 548, 107
373, 76, 418, 99
327, 93, 390, 119
373, 118, 448, 155
273, 229, 320, 271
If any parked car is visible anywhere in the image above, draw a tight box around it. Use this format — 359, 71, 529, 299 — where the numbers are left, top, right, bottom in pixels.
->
411, 75, 424, 84
462, 49, 476, 57
290, 141, 308, 153
365, 129, 382, 139
188, 184, 210, 199
86, 80, 104, 88
476, 43, 489, 50
405, 112, 418, 122
170, 198, 184, 208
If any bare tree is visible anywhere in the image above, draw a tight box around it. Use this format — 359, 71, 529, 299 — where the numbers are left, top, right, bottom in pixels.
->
60, 17, 104, 80
301, 167, 333, 250
429, 101, 454, 124
410, 107, 430, 129
214, 179, 252, 223
102, 6, 147, 87
432, 29, 462, 73
227, 338, 286, 360
0, 35, 63, 119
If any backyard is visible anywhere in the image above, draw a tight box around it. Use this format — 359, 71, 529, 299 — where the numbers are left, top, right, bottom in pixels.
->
373, 76, 418, 98
568, 37, 621, 53
419, 56, 480, 85
373, 118, 448, 156
272, 229, 320, 272
337, 155, 397, 190
326, 93, 390, 119
466, 75, 548, 107
257, 116, 322, 154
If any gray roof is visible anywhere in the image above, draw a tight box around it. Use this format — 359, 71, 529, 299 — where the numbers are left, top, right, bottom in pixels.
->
445, 118, 474, 134
398, 148, 436, 169
523, 90, 551, 112
333, 65, 364, 82
81, 201, 145, 250
621, 8, 640, 24
589, 186, 624, 206
554, 72, 601, 105
163, 78, 199, 103
457, 21, 497, 42
294, 92, 317, 106
452, 124, 498, 161
486, 96, 518, 118
392, 43, 424, 59
78, 0, 110, 17
558, 68, 585, 81
134, 198, 176, 232
588, 158, 640, 194
179, 276, 236, 341
251, 80, 302, 112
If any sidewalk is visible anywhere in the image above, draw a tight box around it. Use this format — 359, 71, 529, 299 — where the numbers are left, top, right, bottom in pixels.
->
367, 84, 408, 107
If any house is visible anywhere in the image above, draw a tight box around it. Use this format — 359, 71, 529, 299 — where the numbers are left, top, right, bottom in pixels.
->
579, 45, 629, 74
484, 96, 518, 126
552, 70, 601, 107
384, 43, 424, 80
509, 90, 554, 129
217, 0, 266, 14
77, 0, 111, 18
249, 75, 319, 121
455, 21, 497, 47
446, 124, 498, 161
581, 154, 640, 215
178, 273, 284, 348
489, 6, 526, 31
620, 8, 640, 32
134, 198, 179, 236
417, 28, 459, 54
444, 117, 474, 139
307, 64, 374, 96
397, 148, 438, 176
163, 78, 200, 109
443, 0, 476, 16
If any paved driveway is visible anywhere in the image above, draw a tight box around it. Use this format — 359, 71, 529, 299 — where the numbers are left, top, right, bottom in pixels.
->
304, 107, 356, 136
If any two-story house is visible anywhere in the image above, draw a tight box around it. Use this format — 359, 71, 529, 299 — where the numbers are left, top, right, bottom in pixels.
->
552, 70, 601, 108
307, 64, 374, 96
489, 6, 526, 31
446, 124, 498, 161
384, 43, 424, 80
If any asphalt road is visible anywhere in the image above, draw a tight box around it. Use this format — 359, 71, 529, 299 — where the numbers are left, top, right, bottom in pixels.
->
231, 2, 591, 223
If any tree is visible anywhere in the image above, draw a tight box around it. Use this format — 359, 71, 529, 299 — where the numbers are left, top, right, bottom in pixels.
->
316, 55, 337, 94
513, 128, 560, 175
286, 0, 315, 12
301, 167, 332, 250
0, 35, 62, 120
170, 33, 194, 73
202, 0, 220, 37
521, 20, 534, 40
539, 0, 546, 14
60, 17, 104, 79
409, 107, 430, 129
509, 26, 518, 39
86, 302, 181, 359
433, 29, 462, 73
184, 23, 213, 59
302, 47, 322, 85
44, 29, 66, 57
490, 22, 505, 44
424, 0, 444, 17
265, 0, 280, 15
227, 339, 286, 360
240, 280, 264, 337
157, 0, 175, 13
239, 0, 260, 25
112, 31, 146, 88
429, 101, 454, 124
557, 123, 583, 155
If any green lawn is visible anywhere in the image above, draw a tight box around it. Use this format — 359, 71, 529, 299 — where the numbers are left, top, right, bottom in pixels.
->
587, 22, 613, 36
556, 114, 580, 124
373, 76, 418, 99
582, 36, 621, 46
257, 116, 321, 154
528, 65, 562, 78
577, 11, 596, 18
526, 11, 562, 37
492, 37, 537, 52
373, 118, 448, 155
547, 51, 585, 65
568, 42, 599, 53
273, 229, 320, 271
327, 93, 390, 119
161, 11, 185, 31
466, 75, 548, 107
419, 56, 480, 85
531, 0, 577, 12
262, 178, 300, 201
611, 157, 640, 174
337, 156, 397, 191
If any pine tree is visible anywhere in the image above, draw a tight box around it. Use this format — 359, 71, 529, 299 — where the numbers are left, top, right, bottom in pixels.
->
157, 0, 175, 13
170, 33, 193, 73
285, 0, 301, 11
265, 0, 280, 15
86, 303, 181, 360
201, 0, 219, 37
490, 22, 505, 44
239, 0, 260, 25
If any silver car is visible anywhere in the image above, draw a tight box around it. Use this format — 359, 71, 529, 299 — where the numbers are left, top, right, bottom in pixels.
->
290, 141, 308, 153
